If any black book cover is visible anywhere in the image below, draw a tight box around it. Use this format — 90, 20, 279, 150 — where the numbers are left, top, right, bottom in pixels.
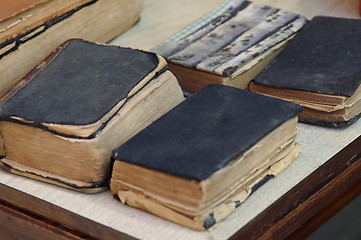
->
0, 40, 162, 127
112, 84, 302, 181
255, 16, 361, 97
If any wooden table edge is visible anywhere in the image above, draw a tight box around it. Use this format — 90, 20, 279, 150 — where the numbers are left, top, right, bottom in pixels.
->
0, 135, 360, 239
230, 135, 361, 240
0, 184, 135, 240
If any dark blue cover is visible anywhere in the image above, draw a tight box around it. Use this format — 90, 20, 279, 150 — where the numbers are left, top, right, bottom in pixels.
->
255, 16, 361, 97
0, 40, 160, 126
112, 84, 302, 181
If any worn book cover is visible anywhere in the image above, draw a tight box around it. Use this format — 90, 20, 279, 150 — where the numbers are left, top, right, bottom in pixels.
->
251, 16, 361, 127
0, 39, 184, 192
152, 0, 307, 93
0, 0, 143, 97
111, 84, 302, 230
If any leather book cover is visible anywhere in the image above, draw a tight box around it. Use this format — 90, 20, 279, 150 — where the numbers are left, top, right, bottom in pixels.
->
0, 39, 183, 192
0, 0, 47, 22
254, 16, 361, 97
0, 39, 164, 137
111, 84, 302, 229
252, 16, 361, 127
113, 84, 302, 180
0, 0, 143, 98
152, 0, 307, 92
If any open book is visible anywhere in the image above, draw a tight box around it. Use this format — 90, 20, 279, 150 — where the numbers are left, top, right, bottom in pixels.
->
0, 39, 184, 193
111, 84, 302, 230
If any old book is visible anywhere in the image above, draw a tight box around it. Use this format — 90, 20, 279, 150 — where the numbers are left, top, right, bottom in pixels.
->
250, 16, 361, 127
110, 84, 302, 230
0, 39, 184, 193
0, 0, 143, 97
152, 0, 307, 93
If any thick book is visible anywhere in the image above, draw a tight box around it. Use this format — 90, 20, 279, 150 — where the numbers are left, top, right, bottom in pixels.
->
0, 39, 184, 193
152, 0, 307, 93
110, 84, 302, 230
0, 0, 143, 97
250, 16, 361, 127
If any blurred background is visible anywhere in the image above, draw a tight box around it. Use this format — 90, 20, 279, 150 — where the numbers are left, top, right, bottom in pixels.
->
308, 195, 361, 240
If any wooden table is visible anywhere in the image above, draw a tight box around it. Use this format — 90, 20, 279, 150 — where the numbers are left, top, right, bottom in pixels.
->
0, 0, 360, 239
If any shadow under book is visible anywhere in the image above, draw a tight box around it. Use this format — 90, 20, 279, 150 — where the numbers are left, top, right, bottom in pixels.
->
110, 84, 302, 230
0, 39, 184, 193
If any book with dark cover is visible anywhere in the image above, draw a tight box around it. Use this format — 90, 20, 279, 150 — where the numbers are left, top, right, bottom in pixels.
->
110, 84, 302, 230
0, 0, 143, 98
250, 16, 361, 127
152, 0, 307, 93
0, 39, 184, 193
